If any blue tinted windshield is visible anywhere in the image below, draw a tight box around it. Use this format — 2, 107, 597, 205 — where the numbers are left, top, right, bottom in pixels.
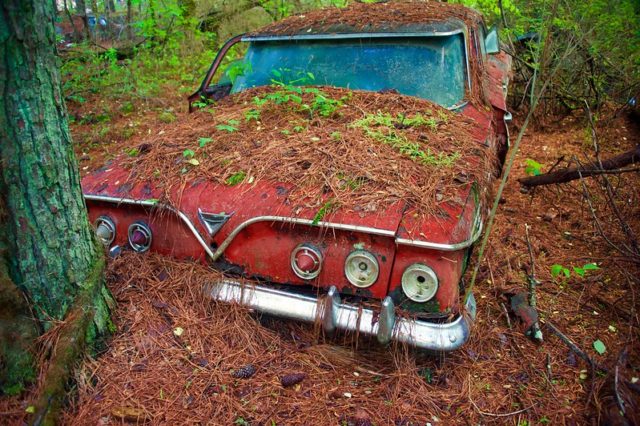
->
231, 36, 467, 108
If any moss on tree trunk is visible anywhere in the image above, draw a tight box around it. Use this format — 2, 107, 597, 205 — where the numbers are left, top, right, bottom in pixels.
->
0, 0, 114, 411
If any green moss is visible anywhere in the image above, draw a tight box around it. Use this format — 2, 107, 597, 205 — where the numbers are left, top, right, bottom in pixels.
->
158, 111, 177, 123
0, 261, 38, 395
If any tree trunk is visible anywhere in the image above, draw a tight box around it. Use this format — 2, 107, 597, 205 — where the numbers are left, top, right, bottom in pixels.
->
105, 0, 116, 14
76, 0, 90, 40
126, 0, 133, 40
63, 0, 80, 41
0, 0, 113, 394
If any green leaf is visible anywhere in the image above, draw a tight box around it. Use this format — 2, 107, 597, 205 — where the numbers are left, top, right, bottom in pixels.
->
582, 263, 600, 271
187, 158, 200, 166
183, 149, 195, 158
524, 159, 543, 176
550, 264, 564, 278
573, 266, 586, 277
198, 137, 213, 147
25, 406, 35, 414
216, 123, 238, 133
593, 339, 606, 355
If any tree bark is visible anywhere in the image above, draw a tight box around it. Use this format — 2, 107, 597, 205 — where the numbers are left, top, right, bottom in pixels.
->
126, 0, 133, 40
75, 0, 90, 40
518, 145, 640, 187
0, 0, 114, 395
62, 0, 80, 41
105, 0, 116, 14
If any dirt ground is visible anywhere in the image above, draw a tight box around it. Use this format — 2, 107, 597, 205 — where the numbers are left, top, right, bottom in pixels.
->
1, 89, 639, 425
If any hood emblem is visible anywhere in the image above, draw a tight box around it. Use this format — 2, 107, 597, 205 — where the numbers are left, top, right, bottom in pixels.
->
198, 209, 232, 236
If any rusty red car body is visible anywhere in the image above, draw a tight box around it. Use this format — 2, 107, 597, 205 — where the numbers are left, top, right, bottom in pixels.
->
82, 3, 512, 351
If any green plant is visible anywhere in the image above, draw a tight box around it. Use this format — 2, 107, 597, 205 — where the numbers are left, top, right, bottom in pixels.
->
244, 109, 261, 122
312, 200, 337, 225
226, 171, 246, 186
198, 137, 213, 148
524, 159, 543, 176
216, 119, 240, 133
125, 147, 140, 157
550, 262, 600, 281
158, 111, 177, 123
352, 113, 460, 167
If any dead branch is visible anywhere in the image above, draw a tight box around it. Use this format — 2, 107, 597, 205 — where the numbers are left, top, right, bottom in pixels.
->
519, 144, 640, 187
544, 321, 598, 369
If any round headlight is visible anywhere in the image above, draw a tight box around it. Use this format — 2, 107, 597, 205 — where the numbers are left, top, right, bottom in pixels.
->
128, 221, 152, 253
401, 264, 438, 302
291, 243, 323, 280
94, 216, 116, 246
344, 250, 379, 288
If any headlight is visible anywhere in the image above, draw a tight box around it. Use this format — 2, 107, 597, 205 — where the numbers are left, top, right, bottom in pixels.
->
401, 264, 438, 302
344, 250, 379, 288
291, 243, 323, 280
94, 216, 116, 246
128, 221, 152, 253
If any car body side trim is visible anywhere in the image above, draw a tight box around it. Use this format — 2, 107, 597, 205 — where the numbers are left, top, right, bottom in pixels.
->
210, 216, 396, 261
83, 194, 483, 261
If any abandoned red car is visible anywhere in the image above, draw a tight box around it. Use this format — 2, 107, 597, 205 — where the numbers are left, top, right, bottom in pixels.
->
82, 2, 511, 351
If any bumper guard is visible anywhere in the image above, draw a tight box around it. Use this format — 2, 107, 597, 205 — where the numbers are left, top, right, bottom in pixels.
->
206, 280, 476, 351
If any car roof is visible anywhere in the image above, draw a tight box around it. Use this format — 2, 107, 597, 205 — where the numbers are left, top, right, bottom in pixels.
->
248, 1, 484, 39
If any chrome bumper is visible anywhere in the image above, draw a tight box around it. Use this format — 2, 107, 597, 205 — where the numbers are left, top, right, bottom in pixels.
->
206, 280, 476, 351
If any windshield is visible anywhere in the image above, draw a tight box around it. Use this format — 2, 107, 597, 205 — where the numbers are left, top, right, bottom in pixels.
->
231, 36, 467, 108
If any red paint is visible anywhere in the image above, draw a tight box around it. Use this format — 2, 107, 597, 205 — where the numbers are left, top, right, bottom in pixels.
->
82, 16, 511, 314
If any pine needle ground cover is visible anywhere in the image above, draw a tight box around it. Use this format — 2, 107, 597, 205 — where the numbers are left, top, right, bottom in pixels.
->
123, 86, 492, 216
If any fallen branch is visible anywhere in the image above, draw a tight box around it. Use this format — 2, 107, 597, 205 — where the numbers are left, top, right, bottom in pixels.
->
544, 321, 598, 369
518, 144, 640, 187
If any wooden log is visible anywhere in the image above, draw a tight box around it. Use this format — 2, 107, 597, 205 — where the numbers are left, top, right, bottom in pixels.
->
519, 144, 640, 187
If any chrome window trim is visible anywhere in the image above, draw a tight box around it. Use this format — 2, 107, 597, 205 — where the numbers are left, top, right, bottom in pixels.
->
242, 29, 465, 42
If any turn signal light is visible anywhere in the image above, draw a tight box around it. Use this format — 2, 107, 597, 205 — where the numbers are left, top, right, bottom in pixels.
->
128, 221, 152, 253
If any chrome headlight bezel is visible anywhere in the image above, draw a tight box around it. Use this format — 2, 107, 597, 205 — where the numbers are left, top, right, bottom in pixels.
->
128, 221, 153, 253
290, 243, 323, 280
344, 249, 379, 288
401, 263, 439, 303
94, 215, 116, 246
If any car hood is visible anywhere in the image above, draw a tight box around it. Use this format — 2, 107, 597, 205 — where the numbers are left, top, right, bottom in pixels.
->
82, 162, 406, 242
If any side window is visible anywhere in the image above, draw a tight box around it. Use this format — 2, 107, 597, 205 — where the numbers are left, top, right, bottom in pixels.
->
479, 26, 487, 59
